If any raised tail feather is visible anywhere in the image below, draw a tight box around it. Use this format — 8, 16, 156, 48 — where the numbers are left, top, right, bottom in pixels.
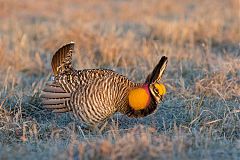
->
41, 42, 75, 113
51, 42, 75, 76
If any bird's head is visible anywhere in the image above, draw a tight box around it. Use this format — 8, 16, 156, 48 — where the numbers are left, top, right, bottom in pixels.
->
149, 83, 166, 103
146, 56, 168, 103
128, 56, 168, 111
128, 83, 166, 111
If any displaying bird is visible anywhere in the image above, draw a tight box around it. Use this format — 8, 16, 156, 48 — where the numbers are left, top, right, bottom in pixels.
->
41, 42, 168, 127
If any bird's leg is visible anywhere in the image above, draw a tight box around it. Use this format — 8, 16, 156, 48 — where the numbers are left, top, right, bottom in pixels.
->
98, 120, 109, 133
85, 125, 99, 134
77, 125, 87, 139
88, 120, 109, 134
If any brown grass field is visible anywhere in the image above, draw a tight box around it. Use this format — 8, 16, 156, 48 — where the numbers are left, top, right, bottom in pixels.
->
0, 0, 239, 159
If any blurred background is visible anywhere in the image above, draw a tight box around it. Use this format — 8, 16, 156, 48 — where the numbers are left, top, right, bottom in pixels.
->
0, 0, 239, 159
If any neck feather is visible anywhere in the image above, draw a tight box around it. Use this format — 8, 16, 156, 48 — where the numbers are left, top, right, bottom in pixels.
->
128, 84, 150, 110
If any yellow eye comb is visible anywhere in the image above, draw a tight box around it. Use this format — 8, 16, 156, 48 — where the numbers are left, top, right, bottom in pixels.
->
154, 83, 166, 95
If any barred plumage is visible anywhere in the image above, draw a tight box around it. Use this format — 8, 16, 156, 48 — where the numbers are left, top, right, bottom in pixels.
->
41, 42, 168, 126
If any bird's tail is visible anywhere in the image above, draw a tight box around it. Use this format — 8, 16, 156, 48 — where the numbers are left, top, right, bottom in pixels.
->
51, 42, 75, 76
41, 82, 72, 113
41, 42, 76, 113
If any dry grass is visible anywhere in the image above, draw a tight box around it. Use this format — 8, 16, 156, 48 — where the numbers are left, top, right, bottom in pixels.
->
0, 0, 239, 159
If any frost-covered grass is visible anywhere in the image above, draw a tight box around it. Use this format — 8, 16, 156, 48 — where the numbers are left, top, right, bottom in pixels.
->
0, 0, 239, 159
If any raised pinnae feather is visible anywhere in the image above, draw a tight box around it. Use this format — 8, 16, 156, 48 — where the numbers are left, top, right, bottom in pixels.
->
51, 42, 75, 76
145, 56, 168, 84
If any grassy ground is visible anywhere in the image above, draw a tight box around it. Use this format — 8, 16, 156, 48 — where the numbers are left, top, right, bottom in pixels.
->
0, 0, 239, 159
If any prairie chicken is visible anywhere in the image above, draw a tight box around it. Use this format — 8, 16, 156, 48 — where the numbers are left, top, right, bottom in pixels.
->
41, 42, 168, 126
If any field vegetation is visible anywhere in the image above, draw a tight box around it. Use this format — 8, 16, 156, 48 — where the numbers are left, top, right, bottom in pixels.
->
0, 0, 239, 159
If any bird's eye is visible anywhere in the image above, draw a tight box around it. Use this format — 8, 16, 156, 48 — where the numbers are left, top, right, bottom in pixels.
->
153, 88, 159, 94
